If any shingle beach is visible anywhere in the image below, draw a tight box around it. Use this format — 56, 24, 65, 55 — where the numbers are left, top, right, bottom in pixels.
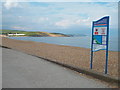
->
1, 37, 119, 78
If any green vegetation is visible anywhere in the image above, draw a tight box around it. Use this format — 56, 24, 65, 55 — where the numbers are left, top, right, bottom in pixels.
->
0, 29, 69, 37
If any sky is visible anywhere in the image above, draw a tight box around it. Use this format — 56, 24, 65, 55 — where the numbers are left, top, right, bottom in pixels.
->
1, 0, 119, 35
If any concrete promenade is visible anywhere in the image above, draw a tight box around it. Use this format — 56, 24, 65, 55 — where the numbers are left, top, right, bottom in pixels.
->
2, 48, 108, 88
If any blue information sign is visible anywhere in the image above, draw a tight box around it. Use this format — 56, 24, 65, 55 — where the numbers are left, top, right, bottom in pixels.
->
90, 16, 109, 74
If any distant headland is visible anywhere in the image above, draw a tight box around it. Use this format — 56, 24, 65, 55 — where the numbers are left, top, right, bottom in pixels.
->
0, 29, 70, 37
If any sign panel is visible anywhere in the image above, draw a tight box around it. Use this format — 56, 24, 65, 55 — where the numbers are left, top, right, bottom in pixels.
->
92, 16, 109, 52
90, 16, 109, 74
93, 27, 107, 35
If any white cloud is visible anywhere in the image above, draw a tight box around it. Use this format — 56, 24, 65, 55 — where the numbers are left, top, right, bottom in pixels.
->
55, 18, 91, 28
3, 0, 21, 9
18, 16, 22, 18
38, 17, 49, 21
76, 18, 91, 26
12, 26, 29, 30
55, 20, 74, 27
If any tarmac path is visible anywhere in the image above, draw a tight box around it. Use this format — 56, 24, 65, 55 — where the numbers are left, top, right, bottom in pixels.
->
2, 48, 108, 88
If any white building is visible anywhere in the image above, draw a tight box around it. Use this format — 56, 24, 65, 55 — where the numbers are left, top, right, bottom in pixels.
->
8, 33, 25, 36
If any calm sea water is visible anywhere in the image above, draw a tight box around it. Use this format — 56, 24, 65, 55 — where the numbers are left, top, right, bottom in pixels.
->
9, 36, 118, 51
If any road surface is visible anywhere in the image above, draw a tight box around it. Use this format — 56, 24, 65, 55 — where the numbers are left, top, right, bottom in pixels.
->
2, 48, 108, 88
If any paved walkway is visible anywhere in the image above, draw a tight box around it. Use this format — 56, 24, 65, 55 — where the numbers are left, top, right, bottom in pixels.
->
2, 48, 108, 88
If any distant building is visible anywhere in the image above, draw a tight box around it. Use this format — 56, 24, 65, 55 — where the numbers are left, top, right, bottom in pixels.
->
8, 33, 25, 36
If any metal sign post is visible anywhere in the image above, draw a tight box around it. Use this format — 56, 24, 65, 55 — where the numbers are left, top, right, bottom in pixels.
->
90, 16, 109, 74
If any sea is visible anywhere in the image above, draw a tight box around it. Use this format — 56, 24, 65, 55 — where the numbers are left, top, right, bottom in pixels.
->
9, 36, 119, 52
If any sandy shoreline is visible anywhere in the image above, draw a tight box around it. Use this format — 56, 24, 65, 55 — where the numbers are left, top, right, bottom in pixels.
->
1, 37, 119, 78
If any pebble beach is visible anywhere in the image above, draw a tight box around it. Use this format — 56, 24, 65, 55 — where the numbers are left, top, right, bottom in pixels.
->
1, 37, 119, 78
